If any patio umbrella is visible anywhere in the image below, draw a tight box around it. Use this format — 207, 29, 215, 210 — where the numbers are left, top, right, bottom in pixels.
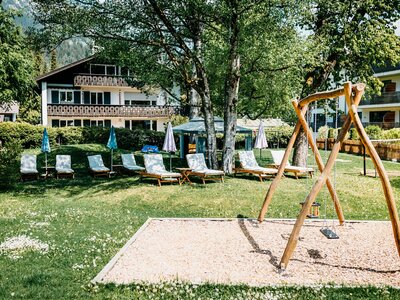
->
254, 120, 268, 158
41, 128, 51, 170
162, 122, 177, 171
107, 126, 118, 172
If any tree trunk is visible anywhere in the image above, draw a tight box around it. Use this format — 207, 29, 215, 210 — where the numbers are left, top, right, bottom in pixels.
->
292, 130, 308, 167
222, 0, 240, 174
189, 30, 202, 120
198, 86, 218, 169
189, 87, 201, 119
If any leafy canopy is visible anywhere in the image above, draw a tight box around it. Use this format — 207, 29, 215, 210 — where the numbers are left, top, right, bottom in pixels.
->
0, 5, 35, 106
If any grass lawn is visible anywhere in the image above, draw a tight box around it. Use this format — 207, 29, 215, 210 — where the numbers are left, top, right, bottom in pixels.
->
0, 144, 399, 299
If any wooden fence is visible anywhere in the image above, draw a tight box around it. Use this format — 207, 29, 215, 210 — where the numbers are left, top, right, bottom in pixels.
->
316, 138, 400, 161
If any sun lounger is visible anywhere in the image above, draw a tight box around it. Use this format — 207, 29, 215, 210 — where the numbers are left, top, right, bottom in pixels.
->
270, 150, 314, 179
55, 155, 74, 179
141, 154, 181, 186
20, 154, 39, 180
235, 151, 278, 182
88, 155, 110, 178
186, 153, 224, 184
121, 153, 145, 174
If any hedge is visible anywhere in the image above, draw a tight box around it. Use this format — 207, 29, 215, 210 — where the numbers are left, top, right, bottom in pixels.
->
0, 122, 165, 151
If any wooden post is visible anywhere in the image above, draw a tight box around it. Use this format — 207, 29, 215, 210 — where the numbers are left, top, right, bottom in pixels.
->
257, 107, 306, 222
346, 105, 400, 258
279, 82, 363, 268
292, 100, 345, 225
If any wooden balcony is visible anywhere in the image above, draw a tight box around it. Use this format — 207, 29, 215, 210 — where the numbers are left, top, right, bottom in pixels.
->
361, 91, 400, 106
47, 104, 179, 118
74, 74, 129, 87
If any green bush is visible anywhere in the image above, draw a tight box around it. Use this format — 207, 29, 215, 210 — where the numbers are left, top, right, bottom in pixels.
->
349, 128, 359, 140
265, 125, 294, 146
0, 122, 58, 149
0, 140, 22, 190
365, 125, 382, 140
0, 122, 165, 150
380, 128, 400, 140
57, 127, 84, 145
317, 125, 329, 139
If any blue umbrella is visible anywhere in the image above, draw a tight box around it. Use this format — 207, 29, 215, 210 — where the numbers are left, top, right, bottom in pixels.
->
41, 128, 51, 170
107, 126, 118, 172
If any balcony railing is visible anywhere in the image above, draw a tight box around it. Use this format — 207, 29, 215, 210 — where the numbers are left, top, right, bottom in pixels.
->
360, 92, 400, 106
47, 104, 180, 118
74, 74, 129, 87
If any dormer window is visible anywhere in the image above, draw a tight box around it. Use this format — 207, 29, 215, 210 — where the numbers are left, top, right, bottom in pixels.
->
90, 64, 118, 76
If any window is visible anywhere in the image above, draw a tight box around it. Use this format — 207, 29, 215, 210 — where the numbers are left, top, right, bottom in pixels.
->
90, 64, 118, 75
52, 119, 60, 127
124, 100, 154, 106
60, 91, 73, 103
370, 111, 389, 123
74, 120, 82, 127
90, 92, 104, 105
50, 90, 81, 104
88, 92, 109, 105
59, 120, 74, 127
125, 120, 154, 130
85, 119, 110, 127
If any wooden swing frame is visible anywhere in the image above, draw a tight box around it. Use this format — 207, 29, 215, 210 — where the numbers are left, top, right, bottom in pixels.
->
257, 82, 400, 269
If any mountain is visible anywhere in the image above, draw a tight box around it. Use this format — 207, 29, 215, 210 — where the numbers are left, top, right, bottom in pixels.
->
2, 0, 91, 67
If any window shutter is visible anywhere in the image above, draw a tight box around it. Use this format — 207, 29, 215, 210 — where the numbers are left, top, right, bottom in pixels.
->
74, 91, 81, 104
83, 92, 90, 104
104, 92, 111, 104
51, 91, 59, 104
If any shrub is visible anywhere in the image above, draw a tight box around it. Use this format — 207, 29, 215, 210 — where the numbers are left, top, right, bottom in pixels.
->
349, 128, 359, 140
365, 125, 382, 140
317, 126, 329, 139
265, 126, 294, 147
170, 114, 189, 126
328, 128, 336, 139
57, 127, 84, 145
380, 128, 400, 140
0, 140, 22, 190
0, 122, 166, 150
0, 122, 57, 149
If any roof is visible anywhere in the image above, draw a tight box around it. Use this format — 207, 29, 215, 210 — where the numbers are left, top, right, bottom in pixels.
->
173, 117, 252, 134
35, 55, 96, 82
0, 103, 19, 114
373, 63, 400, 76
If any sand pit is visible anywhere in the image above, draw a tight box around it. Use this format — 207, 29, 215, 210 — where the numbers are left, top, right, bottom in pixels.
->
93, 218, 400, 287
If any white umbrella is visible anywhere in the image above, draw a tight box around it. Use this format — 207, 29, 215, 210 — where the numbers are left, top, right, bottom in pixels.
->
254, 120, 268, 158
162, 122, 177, 171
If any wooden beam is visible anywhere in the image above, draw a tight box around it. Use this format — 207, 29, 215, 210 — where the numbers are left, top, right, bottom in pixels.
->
257, 106, 307, 222
347, 106, 400, 257
279, 82, 363, 268
298, 82, 365, 107
292, 100, 345, 225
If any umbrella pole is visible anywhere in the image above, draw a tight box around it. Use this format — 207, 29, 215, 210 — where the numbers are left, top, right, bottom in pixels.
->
170, 152, 172, 172
111, 149, 113, 172
45, 152, 48, 176
260, 148, 262, 159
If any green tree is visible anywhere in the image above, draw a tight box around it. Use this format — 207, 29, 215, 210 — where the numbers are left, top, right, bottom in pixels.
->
291, 0, 400, 167
50, 49, 57, 70
0, 5, 35, 106
31, 0, 305, 171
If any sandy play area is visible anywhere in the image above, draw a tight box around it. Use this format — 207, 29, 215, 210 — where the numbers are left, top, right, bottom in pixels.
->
93, 218, 400, 287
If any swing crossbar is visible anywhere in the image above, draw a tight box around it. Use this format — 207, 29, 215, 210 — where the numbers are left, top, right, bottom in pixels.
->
257, 81, 400, 270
